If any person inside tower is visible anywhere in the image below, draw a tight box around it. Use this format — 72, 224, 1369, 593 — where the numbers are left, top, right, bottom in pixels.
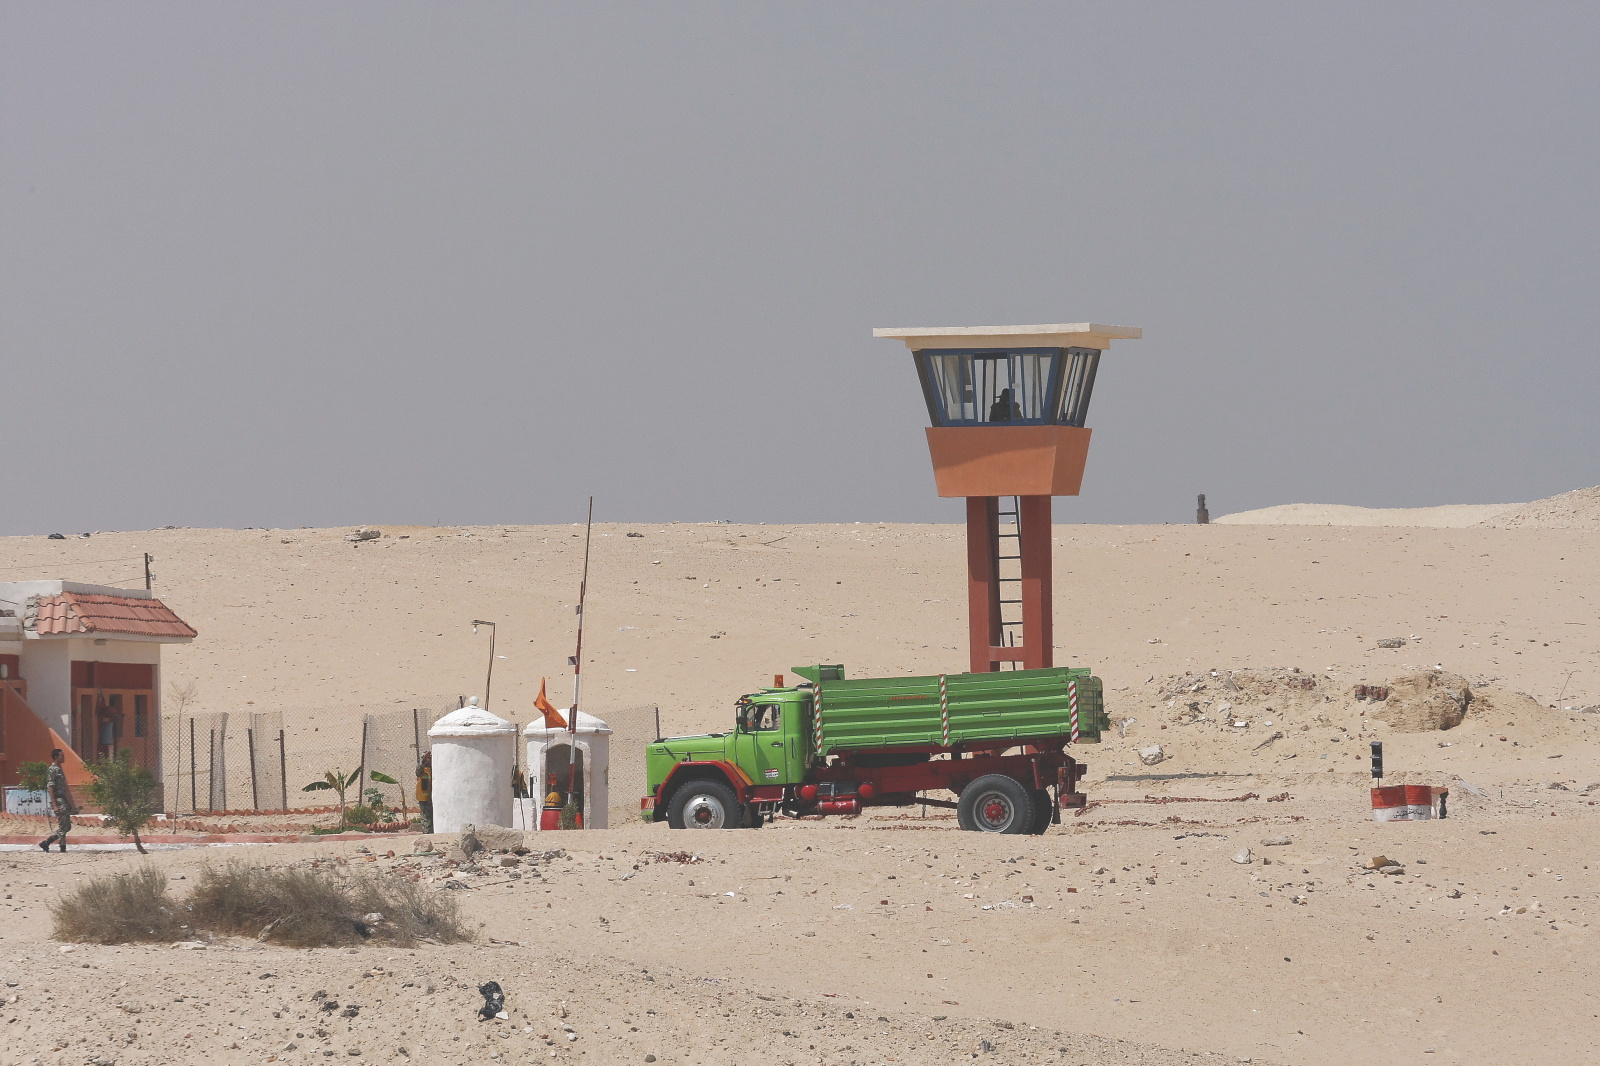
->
988, 387, 1023, 422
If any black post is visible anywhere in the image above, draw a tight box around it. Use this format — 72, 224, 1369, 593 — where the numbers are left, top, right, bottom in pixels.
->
207, 728, 216, 812
1370, 741, 1384, 783
219, 717, 227, 812
357, 717, 369, 807
278, 729, 288, 812
247, 728, 260, 812
188, 717, 197, 814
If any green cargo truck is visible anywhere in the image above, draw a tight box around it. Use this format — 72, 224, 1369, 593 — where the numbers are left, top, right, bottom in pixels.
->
643, 664, 1108, 834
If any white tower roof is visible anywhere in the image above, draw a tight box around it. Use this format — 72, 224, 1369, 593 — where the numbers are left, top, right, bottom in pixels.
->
524, 709, 612, 737
428, 697, 517, 737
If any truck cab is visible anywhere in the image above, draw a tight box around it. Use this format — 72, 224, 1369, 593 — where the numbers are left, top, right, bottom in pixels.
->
731, 690, 808, 785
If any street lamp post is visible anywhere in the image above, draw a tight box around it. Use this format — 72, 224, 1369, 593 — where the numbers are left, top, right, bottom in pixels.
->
471, 620, 497, 711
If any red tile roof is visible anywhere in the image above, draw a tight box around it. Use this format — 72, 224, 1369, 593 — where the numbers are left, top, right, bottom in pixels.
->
32, 593, 197, 639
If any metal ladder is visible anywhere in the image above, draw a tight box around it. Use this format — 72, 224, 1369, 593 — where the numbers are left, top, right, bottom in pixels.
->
995, 496, 1023, 669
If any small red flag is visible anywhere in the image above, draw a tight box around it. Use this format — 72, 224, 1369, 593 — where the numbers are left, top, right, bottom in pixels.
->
534, 677, 566, 729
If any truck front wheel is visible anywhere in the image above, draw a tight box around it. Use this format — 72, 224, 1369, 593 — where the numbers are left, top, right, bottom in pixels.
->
666, 780, 741, 829
956, 775, 1035, 834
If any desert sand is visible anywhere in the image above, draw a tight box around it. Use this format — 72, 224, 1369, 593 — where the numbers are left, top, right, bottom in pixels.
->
2, 498, 1599, 1065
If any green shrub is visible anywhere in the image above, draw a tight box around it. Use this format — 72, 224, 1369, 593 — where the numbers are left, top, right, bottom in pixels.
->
345, 804, 378, 826
86, 750, 161, 854
16, 761, 49, 793
51, 866, 185, 944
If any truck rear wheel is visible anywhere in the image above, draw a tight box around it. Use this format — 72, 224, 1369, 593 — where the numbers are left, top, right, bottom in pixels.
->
956, 775, 1034, 834
666, 780, 741, 829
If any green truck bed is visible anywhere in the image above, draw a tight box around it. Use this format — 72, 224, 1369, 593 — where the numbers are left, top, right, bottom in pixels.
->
793, 665, 1107, 755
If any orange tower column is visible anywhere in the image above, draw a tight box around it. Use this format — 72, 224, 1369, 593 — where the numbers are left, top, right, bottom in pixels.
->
1016, 494, 1054, 670
965, 497, 1002, 671
965, 494, 1053, 674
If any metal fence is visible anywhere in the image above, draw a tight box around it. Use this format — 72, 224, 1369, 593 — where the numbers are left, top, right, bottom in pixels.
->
160, 698, 667, 818
162, 699, 459, 815
599, 703, 663, 819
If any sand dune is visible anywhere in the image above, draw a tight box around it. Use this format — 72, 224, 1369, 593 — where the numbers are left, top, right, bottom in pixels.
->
1475, 485, 1600, 530
1215, 485, 1600, 529
1214, 501, 1520, 527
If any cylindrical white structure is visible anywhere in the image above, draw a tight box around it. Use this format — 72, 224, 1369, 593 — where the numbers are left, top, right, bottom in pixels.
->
427, 698, 517, 834
524, 710, 612, 830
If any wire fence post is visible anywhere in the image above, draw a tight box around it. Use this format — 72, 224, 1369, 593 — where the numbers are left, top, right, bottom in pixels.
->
247, 727, 260, 812
169, 718, 180, 818
357, 717, 369, 807
188, 717, 197, 814
207, 728, 216, 812
278, 728, 287, 812
220, 715, 229, 811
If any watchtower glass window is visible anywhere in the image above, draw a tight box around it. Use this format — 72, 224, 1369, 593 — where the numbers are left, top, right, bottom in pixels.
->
914, 347, 1101, 428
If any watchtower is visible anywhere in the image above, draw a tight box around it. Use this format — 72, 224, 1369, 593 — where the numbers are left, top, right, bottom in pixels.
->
873, 322, 1142, 674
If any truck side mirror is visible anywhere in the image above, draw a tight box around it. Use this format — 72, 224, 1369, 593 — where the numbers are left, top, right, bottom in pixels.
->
735, 704, 750, 732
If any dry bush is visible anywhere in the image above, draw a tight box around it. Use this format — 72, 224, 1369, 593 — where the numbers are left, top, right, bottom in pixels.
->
51, 866, 185, 944
187, 863, 469, 947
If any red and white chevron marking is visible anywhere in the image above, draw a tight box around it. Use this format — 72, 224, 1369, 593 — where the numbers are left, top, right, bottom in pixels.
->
938, 673, 950, 747
1068, 679, 1079, 744
813, 684, 825, 760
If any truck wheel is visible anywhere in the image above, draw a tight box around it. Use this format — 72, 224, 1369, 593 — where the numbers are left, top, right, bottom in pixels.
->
956, 775, 1034, 834
1028, 789, 1053, 834
666, 781, 741, 829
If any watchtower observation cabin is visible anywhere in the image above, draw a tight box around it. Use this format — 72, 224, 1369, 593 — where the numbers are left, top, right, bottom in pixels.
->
872, 323, 1142, 674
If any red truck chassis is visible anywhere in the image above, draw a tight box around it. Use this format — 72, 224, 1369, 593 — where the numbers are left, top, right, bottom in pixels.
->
646, 737, 1087, 822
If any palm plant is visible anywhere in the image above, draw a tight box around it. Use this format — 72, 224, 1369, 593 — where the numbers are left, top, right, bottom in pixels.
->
369, 770, 409, 819
302, 768, 361, 827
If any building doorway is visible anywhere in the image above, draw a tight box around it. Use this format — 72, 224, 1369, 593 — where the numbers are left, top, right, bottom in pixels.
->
70, 662, 156, 770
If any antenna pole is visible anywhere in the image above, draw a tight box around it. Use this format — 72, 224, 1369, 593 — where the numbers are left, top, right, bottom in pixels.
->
567, 497, 594, 824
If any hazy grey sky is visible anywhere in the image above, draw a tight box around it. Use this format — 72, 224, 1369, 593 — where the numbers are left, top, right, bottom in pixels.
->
3, 2, 1596, 534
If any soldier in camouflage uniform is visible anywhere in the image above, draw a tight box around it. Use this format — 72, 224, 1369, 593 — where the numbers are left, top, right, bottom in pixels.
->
39, 748, 76, 853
